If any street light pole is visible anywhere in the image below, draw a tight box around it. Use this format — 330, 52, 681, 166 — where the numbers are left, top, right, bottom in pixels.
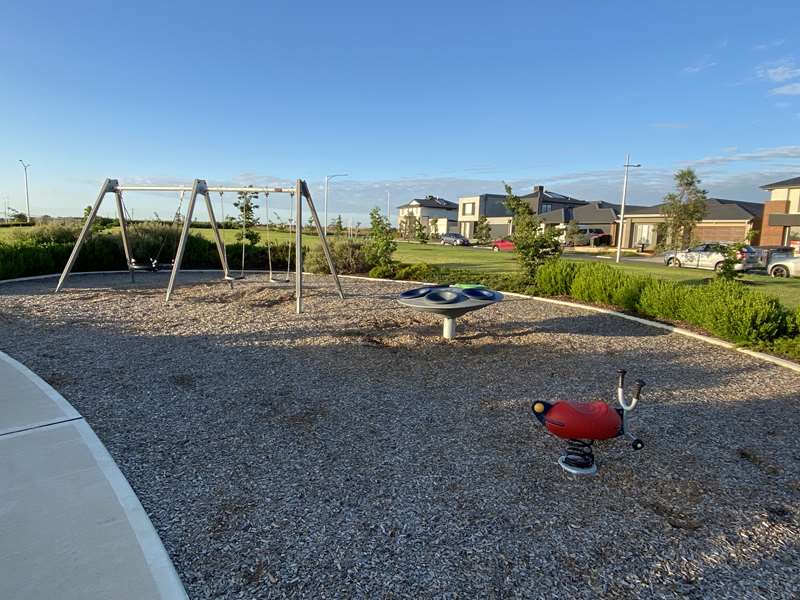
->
324, 173, 348, 236
19, 160, 31, 222
615, 155, 641, 263
387, 190, 391, 226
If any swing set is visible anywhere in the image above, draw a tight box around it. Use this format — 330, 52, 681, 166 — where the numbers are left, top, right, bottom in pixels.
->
55, 178, 343, 313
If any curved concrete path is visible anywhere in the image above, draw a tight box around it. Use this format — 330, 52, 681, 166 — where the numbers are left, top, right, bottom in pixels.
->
0, 352, 187, 600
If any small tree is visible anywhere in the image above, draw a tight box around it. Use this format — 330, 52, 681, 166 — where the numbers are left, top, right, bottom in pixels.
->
400, 213, 417, 240
414, 219, 429, 244
661, 169, 708, 250
429, 218, 440, 240
716, 243, 746, 281
474, 214, 492, 245
564, 220, 583, 246
233, 187, 261, 245
303, 216, 317, 235
331, 215, 345, 237
366, 207, 397, 270
504, 183, 561, 277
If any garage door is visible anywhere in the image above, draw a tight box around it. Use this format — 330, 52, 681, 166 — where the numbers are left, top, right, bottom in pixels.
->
489, 224, 509, 238
694, 225, 748, 243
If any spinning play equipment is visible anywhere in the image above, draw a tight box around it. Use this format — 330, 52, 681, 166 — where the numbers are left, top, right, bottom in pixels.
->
531, 370, 644, 476
397, 285, 503, 339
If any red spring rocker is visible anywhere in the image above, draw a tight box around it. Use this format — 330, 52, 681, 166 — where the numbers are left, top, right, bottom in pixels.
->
532, 370, 644, 475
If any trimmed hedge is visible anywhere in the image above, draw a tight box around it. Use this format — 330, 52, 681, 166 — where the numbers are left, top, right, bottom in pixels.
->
382, 259, 800, 360
0, 230, 299, 280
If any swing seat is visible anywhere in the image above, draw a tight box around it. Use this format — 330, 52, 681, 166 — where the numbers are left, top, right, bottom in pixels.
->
533, 400, 622, 441
130, 259, 158, 272
224, 274, 246, 281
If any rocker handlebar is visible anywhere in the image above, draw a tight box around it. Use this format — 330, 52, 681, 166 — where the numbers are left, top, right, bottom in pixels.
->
619, 379, 645, 411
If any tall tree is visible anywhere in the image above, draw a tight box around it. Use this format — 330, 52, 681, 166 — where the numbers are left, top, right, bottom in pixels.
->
661, 169, 708, 249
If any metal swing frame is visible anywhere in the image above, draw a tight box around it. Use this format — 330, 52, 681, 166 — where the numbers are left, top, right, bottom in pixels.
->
55, 178, 343, 313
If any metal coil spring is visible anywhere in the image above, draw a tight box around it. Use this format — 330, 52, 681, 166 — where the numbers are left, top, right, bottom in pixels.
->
563, 439, 595, 470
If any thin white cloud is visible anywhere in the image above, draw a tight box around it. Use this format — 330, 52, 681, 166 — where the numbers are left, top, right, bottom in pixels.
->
754, 39, 785, 51
770, 82, 800, 95
756, 58, 800, 82
682, 56, 718, 74
689, 145, 800, 166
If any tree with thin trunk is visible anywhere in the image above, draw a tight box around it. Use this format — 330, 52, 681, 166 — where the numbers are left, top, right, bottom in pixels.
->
661, 169, 708, 249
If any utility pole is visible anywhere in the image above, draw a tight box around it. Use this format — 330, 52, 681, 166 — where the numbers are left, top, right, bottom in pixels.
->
324, 173, 348, 236
387, 190, 391, 226
19, 160, 31, 222
615, 155, 641, 263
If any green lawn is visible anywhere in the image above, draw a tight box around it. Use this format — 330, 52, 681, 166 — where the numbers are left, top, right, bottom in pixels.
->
4, 225, 799, 308
394, 243, 800, 309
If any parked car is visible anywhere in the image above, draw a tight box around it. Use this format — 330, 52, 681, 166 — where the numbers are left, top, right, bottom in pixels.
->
440, 233, 469, 246
767, 253, 800, 278
663, 243, 759, 272
588, 233, 612, 246
491, 239, 515, 252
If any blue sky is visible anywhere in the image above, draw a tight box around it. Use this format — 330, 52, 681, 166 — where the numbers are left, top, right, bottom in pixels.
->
1, 0, 799, 224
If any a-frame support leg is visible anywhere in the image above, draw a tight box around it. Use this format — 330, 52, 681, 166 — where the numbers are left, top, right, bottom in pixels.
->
165, 179, 200, 303
295, 180, 303, 314
55, 178, 118, 293
114, 190, 134, 283
301, 180, 344, 301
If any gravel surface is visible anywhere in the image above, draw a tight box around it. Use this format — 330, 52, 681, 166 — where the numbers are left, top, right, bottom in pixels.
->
1, 272, 799, 600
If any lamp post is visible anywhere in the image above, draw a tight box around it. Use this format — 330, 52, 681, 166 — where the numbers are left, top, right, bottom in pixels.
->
19, 160, 31, 222
324, 173, 348, 236
615, 155, 641, 263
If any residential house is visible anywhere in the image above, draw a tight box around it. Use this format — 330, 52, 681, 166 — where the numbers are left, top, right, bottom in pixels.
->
457, 185, 586, 239
759, 176, 800, 251
397, 196, 458, 236
538, 201, 624, 239
619, 198, 763, 249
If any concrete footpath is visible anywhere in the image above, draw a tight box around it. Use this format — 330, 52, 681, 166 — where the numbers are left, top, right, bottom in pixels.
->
0, 352, 187, 600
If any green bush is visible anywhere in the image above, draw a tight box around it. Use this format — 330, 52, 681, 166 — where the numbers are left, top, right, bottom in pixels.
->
306, 239, 372, 275
569, 262, 647, 311
395, 262, 435, 281
12, 224, 81, 245
534, 260, 577, 296
637, 279, 690, 321
682, 280, 791, 344
368, 264, 396, 279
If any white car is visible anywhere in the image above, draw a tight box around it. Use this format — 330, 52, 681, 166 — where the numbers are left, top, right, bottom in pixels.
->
663, 243, 759, 272
767, 253, 800, 278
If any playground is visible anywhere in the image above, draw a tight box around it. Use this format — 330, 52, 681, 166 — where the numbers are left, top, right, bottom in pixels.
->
1, 271, 799, 599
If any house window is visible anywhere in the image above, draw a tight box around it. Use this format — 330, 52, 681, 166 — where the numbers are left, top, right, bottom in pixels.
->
462, 202, 475, 216
541, 203, 552, 213
633, 223, 655, 247
785, 226, 800, 251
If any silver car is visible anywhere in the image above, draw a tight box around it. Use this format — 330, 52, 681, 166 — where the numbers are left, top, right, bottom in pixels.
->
663, 243, 759, 272
767, 253, 800, 278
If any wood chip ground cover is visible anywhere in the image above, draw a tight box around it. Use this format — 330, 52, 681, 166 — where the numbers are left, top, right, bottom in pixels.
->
1, 272, 798, 599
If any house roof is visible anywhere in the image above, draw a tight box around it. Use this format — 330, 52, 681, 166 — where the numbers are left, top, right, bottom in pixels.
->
623, 198, 763, 221
397, 196, 457, 209
519, 188, 588, 206
760, 176, 800, 190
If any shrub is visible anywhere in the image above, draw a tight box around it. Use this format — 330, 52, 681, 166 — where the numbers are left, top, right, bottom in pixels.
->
534, 260, 577, 296
395, 262, 435, 282
637, 279, 690, 321
12, 224, 81, 245
306, 239, 371, 275
368, 264, 396, 279
682, 280, 791, 344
